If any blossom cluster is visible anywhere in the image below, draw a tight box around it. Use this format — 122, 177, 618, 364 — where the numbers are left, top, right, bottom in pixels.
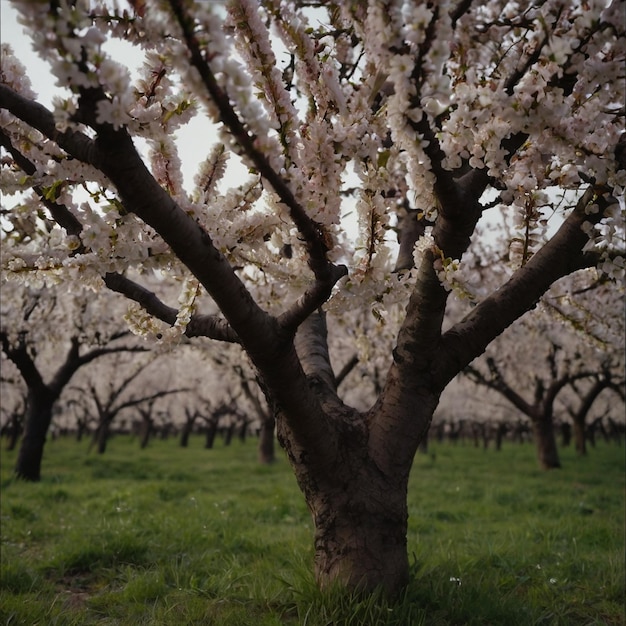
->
1, 0, 623, 349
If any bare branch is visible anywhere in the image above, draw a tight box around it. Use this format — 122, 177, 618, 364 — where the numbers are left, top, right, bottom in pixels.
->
335, 354, 359, 389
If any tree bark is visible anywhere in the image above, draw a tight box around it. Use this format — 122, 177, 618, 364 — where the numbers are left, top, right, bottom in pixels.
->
224, 423, 235, 446
532, 417, 561, 469
140, 420, 152, 449
15, 387, 55, 481
5, 412, 23, 452
311, 474, 409, 594
94, 417, 111, 454
279, 414, 411, 594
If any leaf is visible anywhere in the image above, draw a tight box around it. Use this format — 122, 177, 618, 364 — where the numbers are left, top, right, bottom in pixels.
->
377, 150, 391, 169
42, 180, 65, 202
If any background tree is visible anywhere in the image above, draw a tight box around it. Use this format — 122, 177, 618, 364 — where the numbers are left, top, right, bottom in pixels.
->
563, 362, 625, 455
1, 1, 624, 594
0, 283, 147, 479
81, 355, 185, 454
466, 272, 625, 468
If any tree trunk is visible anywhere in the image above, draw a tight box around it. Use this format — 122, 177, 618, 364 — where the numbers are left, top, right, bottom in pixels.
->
277, 410, 414, 594
140, 420, 152, 449
15, 388, 55, 481
257, 413, 275, 464
224, 423, 235, 446
572, 418, 586, 455
495, 423, 507, 451
96, 418, 111, 454
238, 421, 247, 443
205, 422, 217, 449
180, 423, 191, 447
299, 456, 409, 594
532, 416, 561, 469
312, 488, 409, 592
5, 413, 23, 452
560, 421, 572, 447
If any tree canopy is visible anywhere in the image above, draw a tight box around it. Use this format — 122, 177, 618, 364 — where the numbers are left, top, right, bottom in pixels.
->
1, 0, 624, 593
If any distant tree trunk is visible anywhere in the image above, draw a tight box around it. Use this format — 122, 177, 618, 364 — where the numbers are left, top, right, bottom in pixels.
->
258, 413, 276, 464
76, 419, 88, 442
180, 423, 191, 447
471, 422, 480, 447
93, 416, 112, 454
205, 421, 218, 449
435, 421, 445, 443
140, 419, 152, 449
5, 412, 23, 452
494, 423, 507, 451
572, 418, 586, 455
560, 421, 572, 447
607, 418, 624, 445
224, 423, 235, 446
532, 417, 561, 469
586, 417, 600, 448
15, 387, 56, 480
238, 420, 247, 443
481, 424, 490, 450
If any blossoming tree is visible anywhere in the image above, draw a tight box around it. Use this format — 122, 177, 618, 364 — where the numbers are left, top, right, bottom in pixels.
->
0, 282, 148, 480
465, 271, 625, 469
1, 0, 624, 593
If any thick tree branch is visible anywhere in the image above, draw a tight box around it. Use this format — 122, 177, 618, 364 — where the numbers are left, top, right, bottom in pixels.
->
0, 85, 96, 162
465, 361, 535, 417
368, 249, 448, 474
277, 264, 349, 333
437, 187, 614, 386
0, 86, 277, 348
0, 131, 239, 343
49, 337, 148, 394
0, 331, 46, 392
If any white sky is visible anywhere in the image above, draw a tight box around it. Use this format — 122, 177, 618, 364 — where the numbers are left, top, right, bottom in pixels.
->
0, 1, 241, 192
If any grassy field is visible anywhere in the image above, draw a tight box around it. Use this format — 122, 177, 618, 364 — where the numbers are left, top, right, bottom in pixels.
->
1, 435, 624, 625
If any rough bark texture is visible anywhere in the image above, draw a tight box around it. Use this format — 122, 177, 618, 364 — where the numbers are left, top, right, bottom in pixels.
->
309, 465, 410, 593
277, 407, 413, 594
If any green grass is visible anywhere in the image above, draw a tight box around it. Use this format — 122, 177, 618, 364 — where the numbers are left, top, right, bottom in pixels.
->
1, 435, 624, 625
